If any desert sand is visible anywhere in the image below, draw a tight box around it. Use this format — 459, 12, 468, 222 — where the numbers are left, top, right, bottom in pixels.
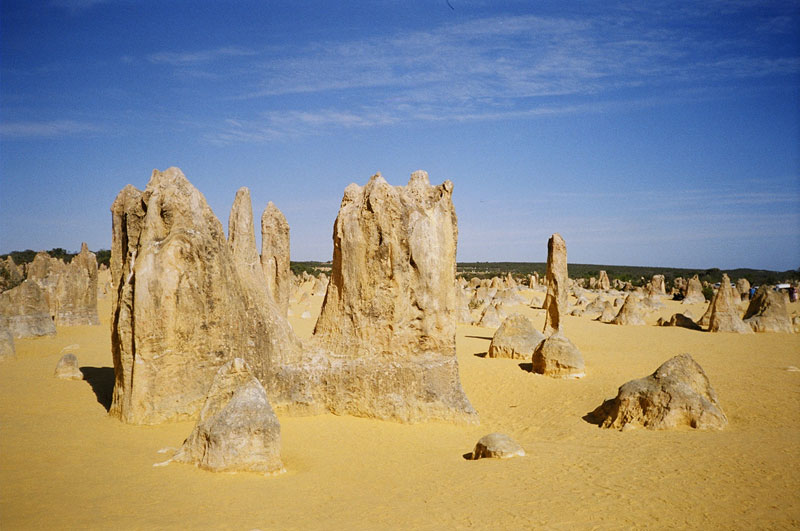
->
2, 291, 798, 529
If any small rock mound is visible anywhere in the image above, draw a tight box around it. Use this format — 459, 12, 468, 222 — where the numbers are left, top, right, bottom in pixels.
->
487, 314, 545, 360
173, 359, 284, 475
54, 354, 83, 380
469, 433, 525, 460
610, 294, 647, 326
531, 332, 585, 379
588, 353, 727, 430
682, 275, 705, 304
478, 304, 504, 328
595, 301, 617, 323
657, 313, 702, 331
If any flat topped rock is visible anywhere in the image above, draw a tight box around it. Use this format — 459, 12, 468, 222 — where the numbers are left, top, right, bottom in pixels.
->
469, 433, 525, 460
488, 314, 544, 360
54, 353, 82, 380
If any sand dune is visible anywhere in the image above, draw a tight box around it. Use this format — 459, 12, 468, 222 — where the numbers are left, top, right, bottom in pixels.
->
1, 292, 798, 529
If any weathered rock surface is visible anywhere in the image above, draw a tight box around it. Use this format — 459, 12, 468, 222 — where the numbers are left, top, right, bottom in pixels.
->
743, 286, 793, 333
651, 274, 666, 295
311, 171, 477, 423
597, 270, 610, 291
260, 201, 291, 316
0, 281, 56, 338
596, 301, 617, 323
173, 359, 284, 475
109, 168, 302, 425
682, 275, 705, 304
52, 243, 100, 326
0, 322, 15, 360
708, 274, 752, 334
478, 303, 504, 328
24, 245, 100, 326
54, 353, 83, 380
0, 257, 24, 292
588, 353, 727, 430
469, 433, 525, 460
488, 314, 545, 360
542, 234, 568, 336
736, 278, 751, 301
696, 301, 712, 328
110, 168, 476, 426
531, 332, 585, 379
657, 313, 703, 331
611, 294, 647, 326
229, 187, 270, 304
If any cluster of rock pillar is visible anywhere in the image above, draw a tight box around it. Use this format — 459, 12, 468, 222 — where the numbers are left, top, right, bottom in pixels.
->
108, 168, 476, 430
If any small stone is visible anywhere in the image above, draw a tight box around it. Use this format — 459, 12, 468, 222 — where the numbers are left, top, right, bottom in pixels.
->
54, 354, 82, 380
532, 332, 585, 379
470, 433, 525, 460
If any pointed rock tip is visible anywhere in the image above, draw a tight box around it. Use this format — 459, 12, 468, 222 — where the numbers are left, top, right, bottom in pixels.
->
367, 172, 387, 186
148, 166, 188, 188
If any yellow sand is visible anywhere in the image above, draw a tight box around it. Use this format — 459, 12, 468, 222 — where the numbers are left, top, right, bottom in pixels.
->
2, 292, 799, 529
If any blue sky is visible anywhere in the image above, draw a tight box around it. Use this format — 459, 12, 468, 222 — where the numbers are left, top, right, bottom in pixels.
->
1, 0, 798, 270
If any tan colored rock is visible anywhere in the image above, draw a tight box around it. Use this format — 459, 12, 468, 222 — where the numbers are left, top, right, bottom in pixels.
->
0, 321, 15, 360
542, 233, 568, 336
596, 301, 617, 323
0, 256, 24, 292
26, 251, 64, 283
54, 353, 82, 380
531, 332, 585, 379
229, 188, 270, 304
682, 275, 705, 304
0, 281, 56, 338
611, 294, 647, 326
488, 314, 545, 360
312, 274, 328, 297
505, 273, 516, 288
52, 243, 100, 326
109, 168, 302, 425
260, 201, 291, 316
588, 353, 727, 430
736, 278, 751, 301
478, 303, 505, 328
172, 359, 284, 475
743, 286, 793, 333
651, 274, 666, 295
469, 433, 525, 460
657, 313, 703, 331
708, 274, 752, 334
311, 171, 476, 423
597, 270, 610, 291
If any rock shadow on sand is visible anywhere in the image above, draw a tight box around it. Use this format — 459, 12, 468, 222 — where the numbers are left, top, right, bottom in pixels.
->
80, 367, 114, 412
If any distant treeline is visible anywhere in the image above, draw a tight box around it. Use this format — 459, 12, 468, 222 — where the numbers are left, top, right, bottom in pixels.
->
4, 252, 796, 288
457, 261, 800, 288
2, 248, 111, 268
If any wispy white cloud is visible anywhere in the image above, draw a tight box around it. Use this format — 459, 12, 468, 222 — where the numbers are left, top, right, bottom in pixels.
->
0, 120, 102, 138
146, 5, 798, 143
148, 47, 256, 66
